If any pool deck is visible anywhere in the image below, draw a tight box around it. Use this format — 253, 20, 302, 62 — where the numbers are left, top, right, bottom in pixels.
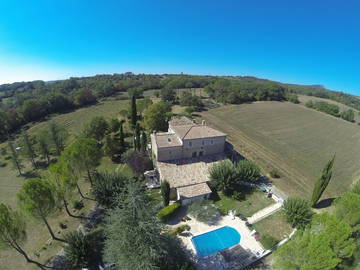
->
176, 214, 265, 269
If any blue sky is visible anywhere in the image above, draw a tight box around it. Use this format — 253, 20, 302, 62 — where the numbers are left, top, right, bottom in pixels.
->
0, 0, 359, 94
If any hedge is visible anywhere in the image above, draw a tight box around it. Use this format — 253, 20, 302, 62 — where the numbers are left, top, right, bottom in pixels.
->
157, 201, 181, 222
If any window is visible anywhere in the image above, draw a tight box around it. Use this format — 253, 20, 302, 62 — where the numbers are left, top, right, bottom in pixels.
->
189, 141, 192, 147
202, 140, 205, 146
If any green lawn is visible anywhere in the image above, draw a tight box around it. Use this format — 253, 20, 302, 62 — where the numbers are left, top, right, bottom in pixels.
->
146, 188, 163, 208
252, 210, 293, 248
213, 190, 274, 217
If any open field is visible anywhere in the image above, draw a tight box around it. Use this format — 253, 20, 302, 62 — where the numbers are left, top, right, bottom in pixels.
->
201, 101, 360, 198
0, 98, 129, 269
26, 98, 128, 139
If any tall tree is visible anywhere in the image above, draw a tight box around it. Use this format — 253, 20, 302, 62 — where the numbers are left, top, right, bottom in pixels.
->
17, 178, 65, 242
8, 141, 23, 175
103, 133, 124, 162
20, 131, 37, 168
143, 101, 172, 132
130, 95, 137, 129
311, 155, 335, 207
0, 203, 49, 270
36, 129, 51, 164
160, 180, 170, 206
63, 138, 102, 185
134, 123, 141, 151
48, 121, 67, 156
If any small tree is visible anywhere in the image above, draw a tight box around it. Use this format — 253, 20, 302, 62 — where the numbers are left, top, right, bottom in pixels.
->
334, 192, 360, 227
17, 178, 65, 242
0, 203, 48, 269
283, 197, 313, 229
103, 133, 124, 162
209, 159, 237, 195
64, 230, 104, 269
63, 138, 102, 185
108, 118, 121, 133
235, 160, 261, 183
48, 160, 81, 219
82, 116, 109, 141
8, 141, 23, 175
36, 129, 51, 164
311, 156, 335, 207
161, 180, 170, 206
92, 171, 129, 208
119, 121, 125, 148
20, 131, 37, 168
48, 121, 67, 156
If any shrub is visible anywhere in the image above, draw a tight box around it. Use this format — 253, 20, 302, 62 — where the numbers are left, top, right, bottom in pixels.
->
232, 191, 245, 200
188, 200, 220, 224
59, 222, 67, 229
126, 150, 153, 175
270, 169, 281, 178
352, 181, 360, 195
235, 160, 261, 183
168, 224, 191, 235
283, 198, 313, 229
0, 161, 7, 167
288, 94, 300, 104
157, 201, 182, 222
161, 180, 170, 206
261, 234, 279, 249
73, 200, 84, 210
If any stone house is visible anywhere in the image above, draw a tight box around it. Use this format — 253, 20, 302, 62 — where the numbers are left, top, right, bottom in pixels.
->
150, 117, 227, 205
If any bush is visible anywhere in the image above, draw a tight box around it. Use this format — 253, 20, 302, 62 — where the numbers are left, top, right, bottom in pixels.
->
0, 161, 7, 167
126, 150, 153, 175
288, 94, 300, 104
270, 169, 281, 178
73, 200, 84, 210
261, 234, 279, 249
283, 198, 313, 229
157, 201, 182, 222
168, 224, 191, 235
232, 191, 245, 200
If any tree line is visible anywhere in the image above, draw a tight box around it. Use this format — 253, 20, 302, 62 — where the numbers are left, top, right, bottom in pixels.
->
306, 100, 355, 122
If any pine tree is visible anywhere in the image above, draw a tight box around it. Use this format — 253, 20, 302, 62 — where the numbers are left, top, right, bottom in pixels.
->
130, 95, 137, 129
311, 155, 335, 207
8, 141, 23, 175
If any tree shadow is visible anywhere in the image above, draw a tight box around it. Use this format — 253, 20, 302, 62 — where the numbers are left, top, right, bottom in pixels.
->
22, 170, 40, 179
313, 198, 336, 209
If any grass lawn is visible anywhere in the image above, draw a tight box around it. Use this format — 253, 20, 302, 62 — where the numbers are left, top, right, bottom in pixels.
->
213, 190, 274, 217
146, 188, 163, 208
252, 210, 293, 249
201, 101, 360, 198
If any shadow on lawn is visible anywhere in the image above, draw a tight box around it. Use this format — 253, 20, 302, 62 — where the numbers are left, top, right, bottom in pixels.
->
313, 198, 336, 209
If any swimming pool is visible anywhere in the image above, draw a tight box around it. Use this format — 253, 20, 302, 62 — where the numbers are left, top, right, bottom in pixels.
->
191, 226, 241, 257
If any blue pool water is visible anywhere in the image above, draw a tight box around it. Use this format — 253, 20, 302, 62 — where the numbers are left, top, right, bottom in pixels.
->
191, 226, 241, 257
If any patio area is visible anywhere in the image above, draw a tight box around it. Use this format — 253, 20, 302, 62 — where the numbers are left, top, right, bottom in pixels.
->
174, 214, 265, 270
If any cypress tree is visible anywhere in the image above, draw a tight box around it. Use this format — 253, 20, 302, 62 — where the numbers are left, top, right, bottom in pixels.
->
311, 155, 335, 207
161, 180, 170, 206
140, 131, 147, 152
130, 95, 137, 129
119, 122, 125, 148
134, 124, 141, 151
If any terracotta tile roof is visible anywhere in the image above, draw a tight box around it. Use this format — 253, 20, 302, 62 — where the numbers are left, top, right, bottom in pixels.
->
177, 183, 212, 198
153, 133, 182, 148
183, 125, 227, 139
